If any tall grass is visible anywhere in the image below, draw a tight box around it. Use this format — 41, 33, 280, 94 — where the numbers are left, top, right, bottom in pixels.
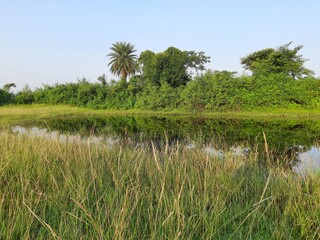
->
0, 132, 319, 239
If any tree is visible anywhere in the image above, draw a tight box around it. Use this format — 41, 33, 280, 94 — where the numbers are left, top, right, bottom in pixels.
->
138, 50, 157, 82
157, 47, 189, 87
241, 42, 314, 78
15, 85, 34, 104
138, 47, 210, 87
241, 48, 275, 71
0, 83, 16, 105
107, 42, 138, 81
185, 50, 211, 73
97, 74, 107, 86
2, 83, 16, 92
0, 89, 11, 105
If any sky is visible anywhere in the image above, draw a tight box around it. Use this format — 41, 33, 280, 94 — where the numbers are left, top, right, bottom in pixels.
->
1, 0, 319, 91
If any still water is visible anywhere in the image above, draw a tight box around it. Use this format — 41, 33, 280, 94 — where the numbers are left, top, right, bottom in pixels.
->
7, 115, 320, 176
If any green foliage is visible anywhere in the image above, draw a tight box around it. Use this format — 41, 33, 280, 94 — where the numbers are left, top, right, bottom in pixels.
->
240, 74, 319, 109
15, 85, 34, 104
103, 80, 135, 109
241, 48, 275, 71
185, 50, 211, 72
2, 43, 319, 112
182, 71, 243, 110
139, 47, 210, 87
2, 83, 16, 92
136, 80, 182, 110
0, 89, 13, 105
181, 71, 216, 110
97, 74, 107, 86
7, 72, 320, 111
138, 50, 157, 82
182, 71, 320, 111
107, 42, 138, 81
0, 83, 16, 105
158, 47, 190, 87
241, 42, 314, 78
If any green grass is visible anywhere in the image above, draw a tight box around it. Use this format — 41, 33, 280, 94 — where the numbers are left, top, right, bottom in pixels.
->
1, 131, 320, 239
1, 104, 320, 122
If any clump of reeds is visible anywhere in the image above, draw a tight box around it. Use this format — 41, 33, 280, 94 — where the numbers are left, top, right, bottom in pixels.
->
0, 132, 319, 239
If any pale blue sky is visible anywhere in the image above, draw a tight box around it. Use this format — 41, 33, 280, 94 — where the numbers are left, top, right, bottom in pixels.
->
1, 0, 319, 90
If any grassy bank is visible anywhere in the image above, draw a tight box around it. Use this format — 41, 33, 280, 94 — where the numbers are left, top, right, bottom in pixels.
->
1, 105, 320, 122
0, 132, 320, 239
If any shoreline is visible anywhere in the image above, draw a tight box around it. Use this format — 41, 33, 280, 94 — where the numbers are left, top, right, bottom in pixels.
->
1, 104, 320, 120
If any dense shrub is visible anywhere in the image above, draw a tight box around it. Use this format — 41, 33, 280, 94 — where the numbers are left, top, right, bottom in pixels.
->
240, 74, 320, 109
181, 71, 242, 111
7, 73, 320, 111
15, 86, 34, 104
136, 81, 182, 110
0, 89, 14, 105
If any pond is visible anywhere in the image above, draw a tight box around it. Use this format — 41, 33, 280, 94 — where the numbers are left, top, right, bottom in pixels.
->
5, 115, 320, 176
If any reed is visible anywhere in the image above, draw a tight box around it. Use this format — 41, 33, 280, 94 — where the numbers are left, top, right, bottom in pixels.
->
0, 132, 319, 239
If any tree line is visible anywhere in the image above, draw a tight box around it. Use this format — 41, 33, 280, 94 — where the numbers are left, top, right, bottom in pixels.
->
1, 42, 320, 110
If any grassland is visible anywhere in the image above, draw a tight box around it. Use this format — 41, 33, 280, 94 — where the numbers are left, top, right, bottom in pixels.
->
1, 104, 320, 122
0, 129, 320, 239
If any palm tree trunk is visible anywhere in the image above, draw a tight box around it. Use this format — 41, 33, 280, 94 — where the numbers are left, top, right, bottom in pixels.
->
121, 71, 127, 81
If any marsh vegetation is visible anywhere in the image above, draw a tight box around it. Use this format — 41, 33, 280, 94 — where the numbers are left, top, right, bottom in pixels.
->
1, 129, 320, 239
1, 109, 320, 239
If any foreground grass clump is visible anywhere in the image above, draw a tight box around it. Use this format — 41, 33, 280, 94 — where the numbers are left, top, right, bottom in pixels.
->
0, 133, 320, 239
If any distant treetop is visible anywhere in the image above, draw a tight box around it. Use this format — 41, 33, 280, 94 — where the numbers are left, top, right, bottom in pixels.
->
241, 42, 314, 79
138, 47, 210, 87
107, 42, 138, 81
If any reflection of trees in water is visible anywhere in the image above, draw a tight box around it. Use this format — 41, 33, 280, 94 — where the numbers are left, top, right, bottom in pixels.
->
290, 146, 320, 176
20, 116, 320, 153
11, 116, 320, 175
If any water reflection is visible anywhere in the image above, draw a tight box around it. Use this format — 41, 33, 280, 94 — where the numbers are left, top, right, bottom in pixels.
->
18, 116, 320, 151
10, 125, 118, 147
9, 124, 320, 176
202, 146, 250, 159
10, 125, 250, 159
6, 114, 320, 176
293, 147, 320, 176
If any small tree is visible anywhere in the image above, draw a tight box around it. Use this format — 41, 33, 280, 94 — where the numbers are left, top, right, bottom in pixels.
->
241, 42, 314, 78
97, 74, 107, 86
2, 83, 16, 92
0, 83, 16, 105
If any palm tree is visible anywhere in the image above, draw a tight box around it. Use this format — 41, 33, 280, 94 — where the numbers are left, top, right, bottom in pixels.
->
107, 42, 137, 81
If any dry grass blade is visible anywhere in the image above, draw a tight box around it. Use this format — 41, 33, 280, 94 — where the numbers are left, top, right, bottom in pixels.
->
23, 201, 61, 240
151, 140, 162, 173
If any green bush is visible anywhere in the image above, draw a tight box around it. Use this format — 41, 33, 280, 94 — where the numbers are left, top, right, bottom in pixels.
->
0, 89, 14, 105
5, 72, 320, 111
